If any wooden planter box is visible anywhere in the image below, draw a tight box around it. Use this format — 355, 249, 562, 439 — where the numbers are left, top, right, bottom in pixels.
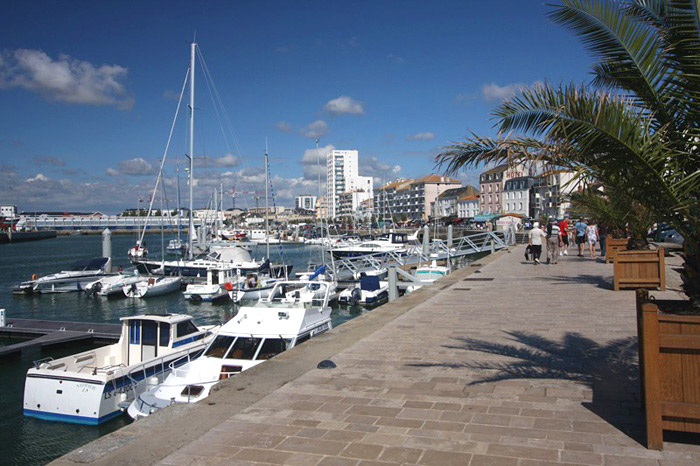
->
613, 248, 665, 291
636, 290, 700, 449
606, 237, 629, 263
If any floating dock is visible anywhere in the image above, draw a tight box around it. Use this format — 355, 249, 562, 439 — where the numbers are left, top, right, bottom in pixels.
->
0, 230, 57, 244
0, 317, 120, 359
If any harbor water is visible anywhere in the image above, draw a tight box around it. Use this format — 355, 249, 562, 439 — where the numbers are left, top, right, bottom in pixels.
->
0, 234, 368, 465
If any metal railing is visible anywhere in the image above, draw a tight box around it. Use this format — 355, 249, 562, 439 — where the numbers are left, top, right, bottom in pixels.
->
327, 231, 506, 280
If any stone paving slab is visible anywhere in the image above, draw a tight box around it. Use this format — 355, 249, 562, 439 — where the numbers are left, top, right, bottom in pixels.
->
157, 246, 699, 465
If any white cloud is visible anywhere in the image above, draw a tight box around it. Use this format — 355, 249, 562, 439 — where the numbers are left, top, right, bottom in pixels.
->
323, 95, 364, 115
275, 121, 292, 133
106, 157, 156, 176
301, 144, 334, 180
388, 54, 405, 64
195, 153, 240, 168
0, 49, 133, 109
300, 120, 328, 139
407, 132, 435, 141
481, 80, 543, 102
26, 173, 49, 182
33, 155, 66, 166
162, 89, 180, 100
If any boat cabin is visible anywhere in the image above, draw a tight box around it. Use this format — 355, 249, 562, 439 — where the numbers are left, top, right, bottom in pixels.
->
122, 314, 208, 365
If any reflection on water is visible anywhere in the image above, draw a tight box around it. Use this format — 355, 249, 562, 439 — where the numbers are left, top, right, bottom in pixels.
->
0, 234, 368, 465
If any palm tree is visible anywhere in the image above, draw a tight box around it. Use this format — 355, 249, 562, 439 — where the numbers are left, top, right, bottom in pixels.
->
436, 0, 699, 305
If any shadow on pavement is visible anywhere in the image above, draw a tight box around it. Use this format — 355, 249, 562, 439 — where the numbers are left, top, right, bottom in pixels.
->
408, 331, 647, 444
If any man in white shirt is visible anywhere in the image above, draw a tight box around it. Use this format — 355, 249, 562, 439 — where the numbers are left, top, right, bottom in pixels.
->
528, 222, 547, 264
546, 218, 562, 264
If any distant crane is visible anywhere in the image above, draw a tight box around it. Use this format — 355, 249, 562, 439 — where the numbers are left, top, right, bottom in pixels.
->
231, 186, 264, 211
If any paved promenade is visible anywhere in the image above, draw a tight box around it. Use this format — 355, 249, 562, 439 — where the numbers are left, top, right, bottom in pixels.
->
58, 246, 700, 465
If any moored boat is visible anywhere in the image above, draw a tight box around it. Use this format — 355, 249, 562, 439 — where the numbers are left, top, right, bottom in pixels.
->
23, 314, 216, 425
127, 281, 332, 419
123, 276, 182, 298
12, 257, 111, 294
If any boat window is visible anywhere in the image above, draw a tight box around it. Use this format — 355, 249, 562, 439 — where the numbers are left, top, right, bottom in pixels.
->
256, 338, 287, 360
226, 337, 262, 360
142, 320, 157, 346
204, 336, 236, 358
180, 385, 205, 398
220, 365, 242, 379
159, 323, 170, 346
129, 320, 141, 344
176, 320, 198, 338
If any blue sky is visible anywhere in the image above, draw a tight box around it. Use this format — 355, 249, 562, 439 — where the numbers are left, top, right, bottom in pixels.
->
1, 1, 593, 213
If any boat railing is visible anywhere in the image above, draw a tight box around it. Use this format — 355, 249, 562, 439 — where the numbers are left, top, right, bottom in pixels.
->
126, 343, 208, 393
32, 356, 55, 369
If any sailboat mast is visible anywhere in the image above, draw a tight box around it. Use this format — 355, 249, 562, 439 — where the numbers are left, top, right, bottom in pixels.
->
315, 138, 326, 266
176, 167, 182, 245
264, 142, 270, 260
188, 40, 196, 259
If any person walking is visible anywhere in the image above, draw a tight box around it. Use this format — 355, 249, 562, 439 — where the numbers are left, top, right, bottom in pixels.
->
574, 217, 588, 257
528, 221, 547, 264
586, 221, 599, 258
598, 222, 608, 257
558, 216, 570, 256
546, 218, 562, 264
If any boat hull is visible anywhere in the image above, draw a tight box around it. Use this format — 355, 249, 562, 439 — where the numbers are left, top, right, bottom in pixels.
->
23, 349, 202, 425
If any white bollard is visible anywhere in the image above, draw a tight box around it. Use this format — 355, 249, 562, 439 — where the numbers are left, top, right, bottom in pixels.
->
422, 225, 430, 256
102, 228, 112, 273
447, 225, 453, 248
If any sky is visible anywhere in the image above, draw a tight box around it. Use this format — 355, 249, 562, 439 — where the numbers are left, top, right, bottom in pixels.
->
0, 0, 594, 214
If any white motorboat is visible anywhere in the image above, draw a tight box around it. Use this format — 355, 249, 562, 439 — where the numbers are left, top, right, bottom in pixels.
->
183, 265, 238, 302
85, 271, 147, 297
406, 261, 451, 293
228, 272, 279, 303
127, 281, 333, 419
12, 257, 112, 294
330, 232, 417, 259
338, 275, 389, 306
123, 276, 181, 298
133, 246, 276, 278
23, 314, 216, 425
166, 238, 187, 255
296, 265, 338, 301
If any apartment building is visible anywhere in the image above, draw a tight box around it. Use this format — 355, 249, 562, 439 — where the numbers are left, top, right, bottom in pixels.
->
433, 185, 479, 218
478, 164, 527, 214
502, 176, 537, 217
374, 174, 461, 221
457, 194, 479, 219
532, 170, 577, 219
326, 149, 373, 219
295, 195, 317, 212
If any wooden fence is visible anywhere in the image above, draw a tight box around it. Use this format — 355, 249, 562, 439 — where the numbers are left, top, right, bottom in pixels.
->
636, 289, 700, 449
613, 248, 665, 291
605, 237, 629, 263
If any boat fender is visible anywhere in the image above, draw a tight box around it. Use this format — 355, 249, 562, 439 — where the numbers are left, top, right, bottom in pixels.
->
224, 282, 234, 291
190, 294, 202, 302
31, 273, 37, 280
350, 287, 362, 305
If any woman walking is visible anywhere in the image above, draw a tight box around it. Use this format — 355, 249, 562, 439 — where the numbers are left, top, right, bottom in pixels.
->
586, 222, 599, 258
528, 222, 547, 264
